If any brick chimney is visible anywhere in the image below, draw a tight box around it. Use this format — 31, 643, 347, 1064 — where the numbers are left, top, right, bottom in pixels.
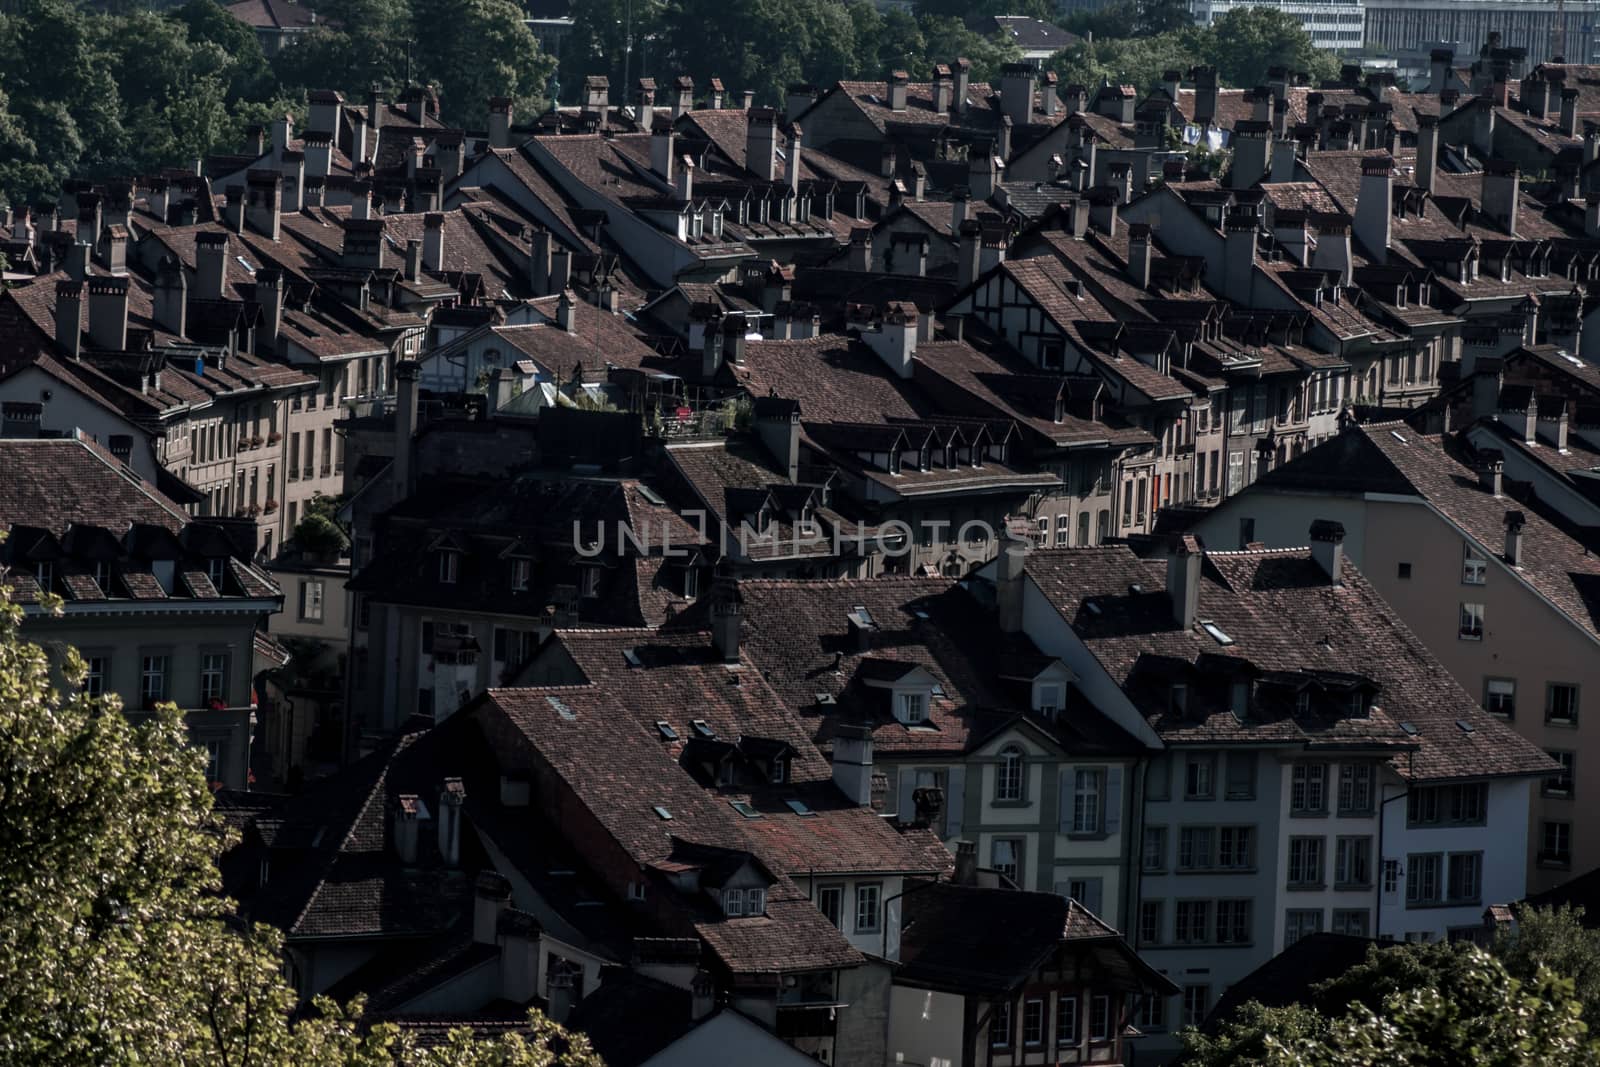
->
195, 232, 228, 301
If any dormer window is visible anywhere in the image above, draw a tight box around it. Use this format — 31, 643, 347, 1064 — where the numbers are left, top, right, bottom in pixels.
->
723, 888, 745, 916
747, 887, 765, 915
92, 561, 112, 591
207, 557, 227, 588
1170, 682, 1188, 715
1036, 684, 1063, 717
579, 566, 601, 598
509, 557, 531, 592
717, 760, 736, 786
1296, 691, 1311, 715
438, 550, 459, 584
897, 691, 928, 724
768, 758, 787, 784
34, 561, 52, 589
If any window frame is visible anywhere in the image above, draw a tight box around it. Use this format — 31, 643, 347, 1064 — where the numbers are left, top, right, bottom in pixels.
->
1286, 836, 1324, 888
1072, 768, 1104, 833
1484, 677, 1516, 719
855, 882, 882, 932
1458, 601, 1485, 640
1547, 683, 1581, 726
1142, 826, 1167, 872
995, 745, 1026, 803
140, 654, 169, 703
199, 652, 229, 704
1184, 754, 1216, 800
1022, 998, 1046, 1048
817, 884, 844, 928
1056, 993, 1079, 1046
299, 579, 325, 622
1545, 750, 1576, 797
991, 837, 1025, 884
1337, 764, 1374, 815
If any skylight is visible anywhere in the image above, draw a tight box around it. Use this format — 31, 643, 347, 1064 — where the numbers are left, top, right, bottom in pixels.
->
1085, 599, 1103, 616
234, 255, 256, 274
785, 799, 816, 816
1400, 722, 1419, 736
815, 692, 836, 705
623, 648, 643, 668
1389, 430, 1407, 444
637, 484, 667, 506
730, 800, 762, 819
1200, 620, 1234, 646
547, 695, 577, 721
691, 719, 715, 738
655, 721, 679, 741
931, 683, 946, 698
653, 805, 673, 820
1455, 719, 1475, 734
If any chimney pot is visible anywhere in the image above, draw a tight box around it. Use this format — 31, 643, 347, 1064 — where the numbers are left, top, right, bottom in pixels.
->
1309, 519, 1345, 585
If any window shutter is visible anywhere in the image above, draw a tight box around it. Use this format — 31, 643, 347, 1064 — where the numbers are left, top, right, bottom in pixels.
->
885, 897, 902, 962
1059, 766, 1073, 834
1105, 767, 1123, 835
897, 768, 916, 822
946, 766, 965, 838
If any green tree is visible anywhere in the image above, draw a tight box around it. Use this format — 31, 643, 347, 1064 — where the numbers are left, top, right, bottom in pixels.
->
411, 0, 556, 125
1207, 7, 1336, 89
1498, 905, 1600, 1032
0, 578, 602, 1065
916, 17, 1022, 84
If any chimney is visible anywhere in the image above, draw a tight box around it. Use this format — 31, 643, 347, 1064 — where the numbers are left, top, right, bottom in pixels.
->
307, 90, 343, 139
888, 70, 909, 113
711, 575, 742, 661
436, 134, 464, 182
951, 187, 969, 233
1310, 216, 1352, 285
932, 66, 953, 113
76, 192, 102, 249
1270, 137, 1297, 182
473, 871, 512, 944
862, 302, 918, 377
957, 218, 982, 289
54, 281, 82, 359
1539, 397, 1571, 451
529, 228, 551, 294
1478, 449, 1505, 496
1042, 71, 1060, 119
556, 288, 578, 332
1498, 508, 1527, 568
1586, 122, 1600, 165
1416, 114, 1439, 193
423, 212, 446, 271
787, 123, 804, 196
153, 257, 187, 338
755, 398, 801, 482
488, 96, 513, 149
349, 180, 373, 220
1230, 126, 1270, 189
968, 145, 995, 201
303, 130, 333, 179
831, 724, 873, 806
1166, 533, 1202, 630
996, 537, 1029, 633
635, 78, 657, 133
997, 115, 1013, 163
699, 311, 725, 376
270, 112, 292, 158
1088, 185, 1119, 237
676, 156, 694, 202
195, 232, 228, 301
405, 238, 422, 282
546, 969, 576, 1025
722, 311, 748, 366
1001, 63, 1034, 128
1192, 65, 1219, 126
1309, 519, 1345, 585
393, 360, 420, 499
245, 170, 281, 241
1223, 213, 1256, 303
672, 75, 695, 119
746, 108, 779, 182
1354, 153, 1394, 262
952, 840, 978, 885
550, 246, 572, 293
1127, 222, 1152, 288
256, 268, 284, 353
953, 58, 971, 115
437, 778, 465, 867
1482, 160, 1519, 236
1163, 69, 1182, 106
1561, 87, 1580, 137
740, 89, 754, 111
64, 241, 90, 283
392, 795, 420, 865
583, 74, 611, 118
86, 277, 129, 351
848, 228, 871, 271
1063, 83, 1088, 116
1430, 48, 1453, 94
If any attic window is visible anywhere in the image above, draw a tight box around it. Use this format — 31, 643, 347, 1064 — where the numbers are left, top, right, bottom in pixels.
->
785, 798, 816, 816
896, 691, 928, 725
624, 648, 643, 668
1200, 620, 1234, 646
235, 256, 256, 274
655, 720, 679, 741
547, 696, 577, 721
730, 800, 763, 819
206, 557, 227, 588
438, 550, 459, 584
691, 719, 715, 738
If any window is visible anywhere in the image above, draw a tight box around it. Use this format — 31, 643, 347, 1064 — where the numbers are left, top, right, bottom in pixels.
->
140, 655, 169, 702
896, 692, 927, 725
1407, 787, 1439, 825
1143, 827, 1167, 872
1485, 678, 1516, 719
1447, 852, 1482, 903
1216, 899, 1252, 944
1182, 984, 1209, 1027
723, 888, 745, 916
1335, 836, 1372, 888
1072, 769, 1103, 833
1338, 765, 1374, 815
1290, 764, 1328, 814
1287, 837, 1323, 887
1035, 684, 1063, 717
203, 740, 222, 783
1136, 994, 1166, 1032
1056, 993, 1079, 1046
1238, 516, 1255, 548
1322, 910, 1367, 939
1285, 909, 1323, 947
1139, 900, 1163, 944
1458, 602, 1484, 640
990, 1000, 1012, 1048
1022, 999, 1045, 1047
1398, 561, 1412, 579
1179, 826, 1215, 869
1055, 515, 1070, 547
509, 557, 530, 592
1089, 995, 1111, 1041
92, 561, 112, 591
1544, 821, 1573, 866
1547, 683, 1581, 725
579, 566, 602, 598
1146, 753, 1171, 800
1407, 853, 1442, 904
1462, 542, 1487, 585
84, 655, 107, 697
1067, 877, 1102, 914
1175, 900, 1211, 943
1217, 826, 1253, 869
439, 550, 459, 584
855, 883, 881, 931
1224, 752, 1256, 799
1450, 783, 1486, 824
298, 579, 325, 622
1545, 751, 1575, 797
992, 838, 1023, 883
200, 653, 228, 704
1185, 755, 1215, 799
747, 887, 766, 916
995, 746, 1025, 802
1383, 859, 1401, 894
1408, 784, 1485, 826
817, 885, 844, 928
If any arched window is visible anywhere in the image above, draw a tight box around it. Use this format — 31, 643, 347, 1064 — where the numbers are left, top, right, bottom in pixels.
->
996, 745, 1025, 802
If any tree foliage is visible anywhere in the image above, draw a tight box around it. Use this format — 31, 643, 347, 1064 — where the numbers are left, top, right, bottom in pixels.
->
0, 578, 601, 1065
